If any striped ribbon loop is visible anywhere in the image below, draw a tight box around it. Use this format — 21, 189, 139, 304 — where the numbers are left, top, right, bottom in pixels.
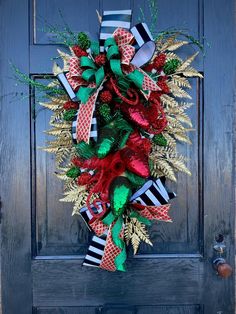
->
130, 23, 156, 67
130, 178, 176, 207
72, 110, 98, 144
99, 10, 132, 52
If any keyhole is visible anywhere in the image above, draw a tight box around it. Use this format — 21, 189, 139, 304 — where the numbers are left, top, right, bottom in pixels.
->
215, 234, 224, 243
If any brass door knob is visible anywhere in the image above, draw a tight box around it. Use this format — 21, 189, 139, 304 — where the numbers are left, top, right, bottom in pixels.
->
213, 258, 233, 278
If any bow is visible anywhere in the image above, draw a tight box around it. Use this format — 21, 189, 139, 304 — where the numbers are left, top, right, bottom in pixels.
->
66, 24, 160, 143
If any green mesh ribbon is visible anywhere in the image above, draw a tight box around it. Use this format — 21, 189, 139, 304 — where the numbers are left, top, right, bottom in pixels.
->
112, 216, 127, 272
80, 56, 104, 86
76, 56, 105, 103
90, 41, 100, 56
104, 37, 145, 90
102, 212, 126, 272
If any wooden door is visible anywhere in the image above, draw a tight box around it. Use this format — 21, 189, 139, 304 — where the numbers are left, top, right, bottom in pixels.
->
0, 0, 235, 313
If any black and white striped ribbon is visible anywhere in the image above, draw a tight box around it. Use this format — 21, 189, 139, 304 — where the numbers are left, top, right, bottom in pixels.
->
80, 202, 106, 226
130, 178, 176, 206
72, 110, 98, 144
83, 231, 108, 267
57, 72, 78, 102
130, 23, 156, 67
99, 9, 132, 52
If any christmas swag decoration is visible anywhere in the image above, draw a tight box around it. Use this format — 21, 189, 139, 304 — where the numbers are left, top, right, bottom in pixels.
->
33, 9, 202, 271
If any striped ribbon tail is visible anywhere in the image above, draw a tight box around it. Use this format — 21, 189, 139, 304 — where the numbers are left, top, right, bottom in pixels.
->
56, 72, 78, 102
130, 178, 176, 206
83, 232, 108, 268
99, 10, 132, 52
130, 23, 155, 67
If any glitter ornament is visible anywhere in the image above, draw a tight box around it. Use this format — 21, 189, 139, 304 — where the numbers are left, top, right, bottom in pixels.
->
72, 45, 88, 58
94, 54, 107, 66
63, 109, 77, 121
100, 90, 113, 103
153, 53, 166, 69
121, 147, 150, 178
163, 59, 181, 75
77, 32, 91, 50
63, 100, 79, 110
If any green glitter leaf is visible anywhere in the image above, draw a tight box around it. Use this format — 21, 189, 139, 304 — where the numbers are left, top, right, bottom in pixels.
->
66, 167, 81, 178
109, 176, 132, 217
152, 134, 167, 146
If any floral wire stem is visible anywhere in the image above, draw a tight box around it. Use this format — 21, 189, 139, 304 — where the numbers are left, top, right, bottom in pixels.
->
11, 64, 66, 96
139, 0, 207, 54
156, 29, 205, 53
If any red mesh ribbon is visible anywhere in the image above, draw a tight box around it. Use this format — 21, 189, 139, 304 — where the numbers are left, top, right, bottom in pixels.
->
131, 203, 172, 222
66, 57, 86, 90
76, 88, 97, 143
89, 219, 108, 236
113, 28, 160, 94
100, 223, 124, 272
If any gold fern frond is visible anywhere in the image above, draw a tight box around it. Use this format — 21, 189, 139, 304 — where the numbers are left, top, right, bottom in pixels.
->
44, 128, 66, 136
176, 113, 193, 127
160, 94, 178, 108
166, 52, 182, 61
168, 157, 191, 176
55, 147, 71, 165
167, 40, 189, 51
60, 185, 87, 203
178, 102, 194, 110
39, 101, 62, 111
72, 192, 100, 216
171, 75, 191, 88
167, 82, 192, 99
50, 122, 71, 129
177, 52, 199, 72
182, 67, 203, 78
126, 218, 152, 255
158, 35, 178, 51
162, 132, 177, 148
173, 133, 192, 144
41, 146, 59, 153
151, 157, 177, 181
49, 95, 68, 104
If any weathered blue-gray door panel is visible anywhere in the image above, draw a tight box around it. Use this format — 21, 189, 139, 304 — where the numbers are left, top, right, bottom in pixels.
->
0, 0, 235, 313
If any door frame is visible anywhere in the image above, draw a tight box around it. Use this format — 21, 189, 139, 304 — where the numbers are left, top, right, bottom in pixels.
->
0, 0, 235, 313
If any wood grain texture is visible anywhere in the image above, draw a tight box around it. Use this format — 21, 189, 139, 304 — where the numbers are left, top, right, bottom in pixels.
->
32, 258, 203, 306
35, 305, 201, 314
0, 0, 32, 313
203, 0, 236, 313
35, 308, 97, 314
31, 0, 202, 257
0, 0, 235, 313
